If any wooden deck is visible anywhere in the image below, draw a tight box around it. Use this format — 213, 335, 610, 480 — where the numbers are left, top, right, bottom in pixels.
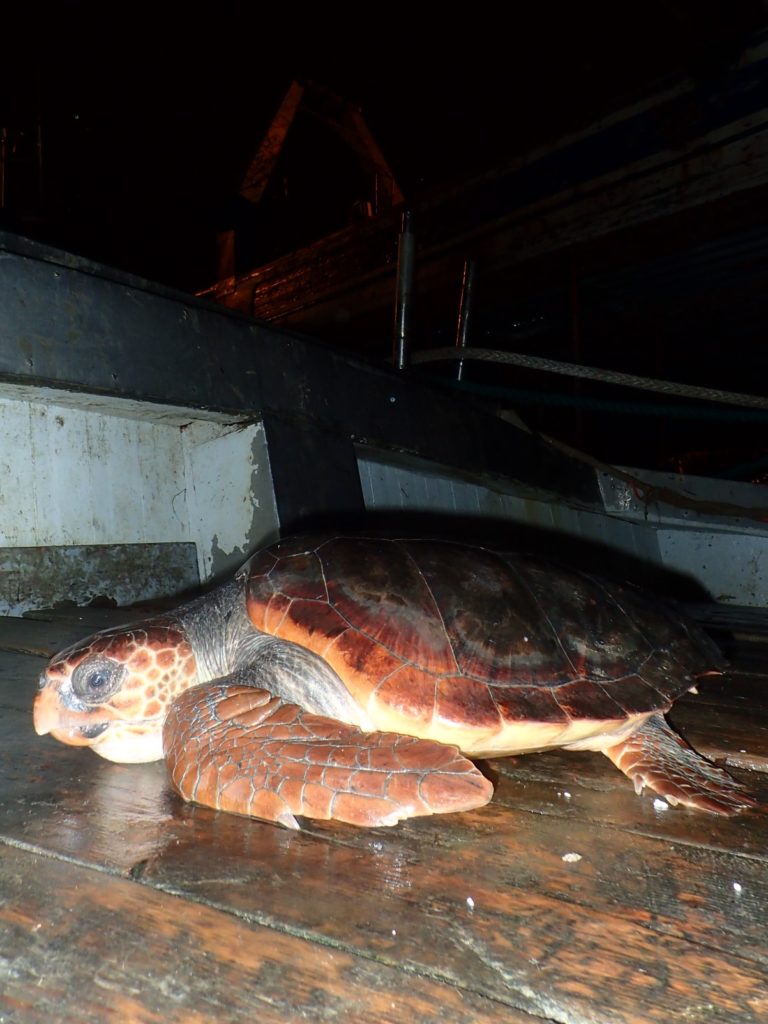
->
1, 606, 767, 1023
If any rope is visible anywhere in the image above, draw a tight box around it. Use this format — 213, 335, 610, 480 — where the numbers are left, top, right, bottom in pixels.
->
411, 347, 768, 411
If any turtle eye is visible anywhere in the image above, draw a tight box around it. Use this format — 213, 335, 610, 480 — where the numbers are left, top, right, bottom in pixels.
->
71, 657, 125, 705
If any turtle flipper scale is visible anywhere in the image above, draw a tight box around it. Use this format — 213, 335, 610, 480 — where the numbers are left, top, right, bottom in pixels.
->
163, 684, 494, 828
602, 714, 755, 816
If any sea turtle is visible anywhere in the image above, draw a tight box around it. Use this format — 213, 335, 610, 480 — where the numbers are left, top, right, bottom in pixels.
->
34, 534, 754, 827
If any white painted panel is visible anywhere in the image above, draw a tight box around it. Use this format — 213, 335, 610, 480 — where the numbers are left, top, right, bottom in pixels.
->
0, 383, 280, 609
656, 529, 768, 607
599, 468, 768, 533
0, 395, 189, 548
357, 451, 768, 606
182, 420, 278, 581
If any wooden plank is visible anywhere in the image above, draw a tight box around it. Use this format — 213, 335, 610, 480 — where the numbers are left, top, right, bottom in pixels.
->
678, 671, 768, 712
5, 632, 768, 1023
0, 604, 180, 661
4, 740, 767, 1024
0, 846, 519, 1024
0, 613, 125, 660
670, 698, 768, 773
491, 749, 768, 855
134, 786, 768, 969
689, 602, 768, 638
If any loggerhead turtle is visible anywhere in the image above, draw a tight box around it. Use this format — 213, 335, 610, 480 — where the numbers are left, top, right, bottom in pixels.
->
34, 534, 754, 827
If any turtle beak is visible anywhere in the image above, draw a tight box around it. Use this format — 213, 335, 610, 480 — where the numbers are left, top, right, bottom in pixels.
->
33, 684, 58, 737
33, 682, 109, 746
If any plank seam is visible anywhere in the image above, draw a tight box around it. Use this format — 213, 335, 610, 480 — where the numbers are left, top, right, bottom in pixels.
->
0, 833, 558, 1024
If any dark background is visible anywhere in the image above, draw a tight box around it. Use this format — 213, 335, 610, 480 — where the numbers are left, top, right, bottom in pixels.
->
3, 2, 766, 287
3, 2, 768, 478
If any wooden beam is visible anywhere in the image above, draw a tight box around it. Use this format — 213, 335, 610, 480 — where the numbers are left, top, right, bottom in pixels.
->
239, 80, 404, 213
240, 80, 305, 206
215, 227, 236, 280
300, 83, 405, 210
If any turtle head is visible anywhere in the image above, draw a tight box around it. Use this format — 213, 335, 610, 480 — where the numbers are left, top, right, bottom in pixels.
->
33, 617, 199, 763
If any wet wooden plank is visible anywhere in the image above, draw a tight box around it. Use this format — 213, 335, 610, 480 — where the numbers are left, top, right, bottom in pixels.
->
0, 846, 520, 1024
10, 657, 768, 958
128, 783, 768, 986
4, 628, 768, 1024
0, 615, 99, 659
0, 608, 134, 659
690, 602, 768, 639
5, 752, 768, 1024
679, 673, 768, 712
5, 769, 768, 1023
492, 746, 768, 856
670, 698, 768, 773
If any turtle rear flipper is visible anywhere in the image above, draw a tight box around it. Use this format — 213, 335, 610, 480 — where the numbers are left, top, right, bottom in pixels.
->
602, 714, 755, 815
163, 684, 493, 828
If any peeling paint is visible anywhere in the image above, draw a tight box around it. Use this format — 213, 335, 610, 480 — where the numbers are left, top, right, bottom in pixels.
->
180, 419, 279, 581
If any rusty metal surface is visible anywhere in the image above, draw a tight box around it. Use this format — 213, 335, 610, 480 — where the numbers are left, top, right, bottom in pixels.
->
0, 543, 198, 616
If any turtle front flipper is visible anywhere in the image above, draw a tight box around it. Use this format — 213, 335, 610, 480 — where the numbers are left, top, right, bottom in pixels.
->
601, 714, 755, 815
163, 684, 494, 828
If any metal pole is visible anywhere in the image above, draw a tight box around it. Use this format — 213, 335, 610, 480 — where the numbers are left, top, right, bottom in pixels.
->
455, 259, 476, 382
392, 210, 415, 370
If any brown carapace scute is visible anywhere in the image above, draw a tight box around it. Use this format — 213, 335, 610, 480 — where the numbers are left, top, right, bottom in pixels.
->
34, 534, 755, 827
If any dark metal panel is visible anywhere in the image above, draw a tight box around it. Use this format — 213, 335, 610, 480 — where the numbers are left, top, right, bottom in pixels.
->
0, 236, 267, 412
254, 328, 600, 502
261, 414, 365, 532
0, 232, 602, 509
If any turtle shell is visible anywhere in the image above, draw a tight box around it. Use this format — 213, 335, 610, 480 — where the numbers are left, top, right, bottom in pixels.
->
244, 535, 722, 755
